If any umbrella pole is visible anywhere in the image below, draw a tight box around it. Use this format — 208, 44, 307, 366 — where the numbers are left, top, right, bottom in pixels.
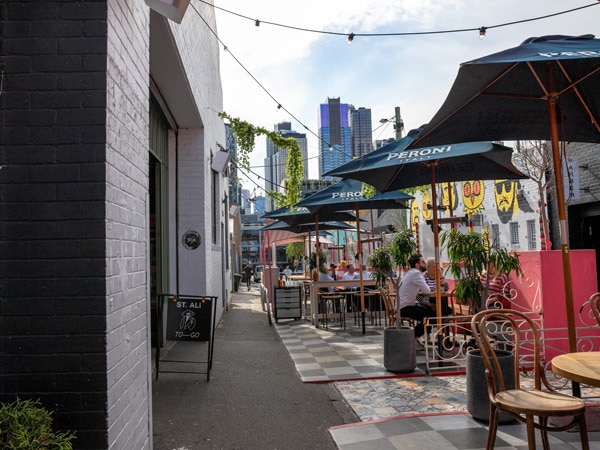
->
431, 165, 444, 359
548, 95, 578, 356
356, 206, 366, 335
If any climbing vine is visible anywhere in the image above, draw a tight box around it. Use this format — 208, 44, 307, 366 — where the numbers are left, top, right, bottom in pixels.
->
219, 112, 304, 208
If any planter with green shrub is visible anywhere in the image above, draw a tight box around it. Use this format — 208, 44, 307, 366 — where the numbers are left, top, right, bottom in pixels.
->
0, 398, 75, 449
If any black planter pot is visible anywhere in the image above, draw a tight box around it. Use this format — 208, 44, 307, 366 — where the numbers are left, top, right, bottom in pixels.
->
383, 326, 417, 373
466, 349, 516, 423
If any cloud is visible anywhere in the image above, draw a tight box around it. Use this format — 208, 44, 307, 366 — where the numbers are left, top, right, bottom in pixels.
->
214, 0, 600, 188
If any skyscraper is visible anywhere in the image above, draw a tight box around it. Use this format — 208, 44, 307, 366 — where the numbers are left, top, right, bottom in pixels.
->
318, 98, 371, 178
350, 106, 373, 158
264, 122, 308, 210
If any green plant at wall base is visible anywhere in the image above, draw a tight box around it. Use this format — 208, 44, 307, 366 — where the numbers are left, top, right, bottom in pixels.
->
0, 398, 76, 449
441, 228, 521, 311
219, 112, 304, 208
368, 230, 417, 329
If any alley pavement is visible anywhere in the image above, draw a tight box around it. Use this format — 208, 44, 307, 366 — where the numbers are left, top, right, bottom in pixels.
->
152, 285, 358, 449
152, 284, 600, 449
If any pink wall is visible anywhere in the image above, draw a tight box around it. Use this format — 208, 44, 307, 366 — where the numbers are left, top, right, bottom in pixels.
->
518, 250, 599, 355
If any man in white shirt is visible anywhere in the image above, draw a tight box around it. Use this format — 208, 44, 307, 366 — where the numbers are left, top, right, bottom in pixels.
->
342, 264, 359, 280
398, 254, 434, 350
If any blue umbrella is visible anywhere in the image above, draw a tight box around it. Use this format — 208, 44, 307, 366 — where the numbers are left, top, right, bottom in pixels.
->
297, 178, 414, 333
261, 220, 357, 234
261, 205, 357, 225
325, 130, 526, 330
407, 34, 600, 354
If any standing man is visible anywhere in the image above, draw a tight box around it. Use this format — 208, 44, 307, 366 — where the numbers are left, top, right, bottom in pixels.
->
243, 262, 253, 291
398, 254, 433, 350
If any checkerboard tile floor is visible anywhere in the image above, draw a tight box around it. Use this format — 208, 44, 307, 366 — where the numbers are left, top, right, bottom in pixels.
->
273, 317, 600, 450
275, 319, 427, 382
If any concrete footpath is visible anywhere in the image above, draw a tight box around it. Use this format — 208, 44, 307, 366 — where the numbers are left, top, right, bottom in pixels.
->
152, 286, 358, 449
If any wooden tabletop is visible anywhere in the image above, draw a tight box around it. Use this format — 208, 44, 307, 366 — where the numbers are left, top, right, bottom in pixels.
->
551, 351, 600, 387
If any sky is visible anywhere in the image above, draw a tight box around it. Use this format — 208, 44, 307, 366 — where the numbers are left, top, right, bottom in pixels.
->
212, 0, 600, 196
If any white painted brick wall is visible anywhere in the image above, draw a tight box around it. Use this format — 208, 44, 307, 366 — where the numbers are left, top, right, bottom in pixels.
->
106, 0, 151, 448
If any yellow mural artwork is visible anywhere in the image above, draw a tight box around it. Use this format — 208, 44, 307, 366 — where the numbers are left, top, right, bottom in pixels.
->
421, 190, 432, 221
482, 225, 490, 251
440, 182, 458, 214
495, 179, 534, 224
462, 180, 485, 213
410, 199, 420, 232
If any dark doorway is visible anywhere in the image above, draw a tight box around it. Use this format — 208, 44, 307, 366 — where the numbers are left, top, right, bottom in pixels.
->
569, 201, 600, 290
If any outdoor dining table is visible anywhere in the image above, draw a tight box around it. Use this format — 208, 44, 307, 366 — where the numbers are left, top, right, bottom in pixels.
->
551, 351, 600, 394
309, 279, 378, 330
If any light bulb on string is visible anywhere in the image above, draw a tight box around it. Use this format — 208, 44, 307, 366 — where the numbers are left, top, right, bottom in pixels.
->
276, 104, 282, 112
347, 33, 354, 45
479, 27, 487, 39
223, 45, 228, 52
255, 19, 260, 30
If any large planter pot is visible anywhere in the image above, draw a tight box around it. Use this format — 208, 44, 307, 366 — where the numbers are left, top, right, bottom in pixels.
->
383, 326, 417, 373
466, 349, 515, 423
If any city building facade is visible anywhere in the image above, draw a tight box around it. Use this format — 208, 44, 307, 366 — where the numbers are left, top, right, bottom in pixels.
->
318, 97, 352, 178
350, 106, 373, 158
264, 122, 308, 211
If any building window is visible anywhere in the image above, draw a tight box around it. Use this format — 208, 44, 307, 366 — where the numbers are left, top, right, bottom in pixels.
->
491, 224, 499, 245
527, 220, 537, 250
510, 222, 520, 246
212, 170, 219, 245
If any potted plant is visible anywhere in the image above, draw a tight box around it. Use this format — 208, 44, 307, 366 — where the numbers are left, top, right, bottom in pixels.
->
307, 247, 326, 281
441, 229, 521, 313
369, 230, 418, 372
441, 228, 521, 422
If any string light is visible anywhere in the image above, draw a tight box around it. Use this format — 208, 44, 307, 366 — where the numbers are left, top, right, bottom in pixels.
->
255, 19, 260, 27
479, 26, 487, 39
223, 45, 228, 52
347, 33, 355, 44
200, 0, 599, 41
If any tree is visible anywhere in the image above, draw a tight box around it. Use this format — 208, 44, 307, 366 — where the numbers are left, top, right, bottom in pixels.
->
219, 112, 304, 208
512, 140, 558, 250
285, 242, 304, 270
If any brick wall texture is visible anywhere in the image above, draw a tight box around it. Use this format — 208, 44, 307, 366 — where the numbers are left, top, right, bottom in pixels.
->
0, 1, 151, 448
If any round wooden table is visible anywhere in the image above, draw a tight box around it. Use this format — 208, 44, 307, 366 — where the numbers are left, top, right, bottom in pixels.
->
551, 351, 600, 387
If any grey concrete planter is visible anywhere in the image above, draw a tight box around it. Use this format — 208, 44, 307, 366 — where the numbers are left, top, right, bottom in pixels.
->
383, 326, 417, 373
466, 349, 515, 423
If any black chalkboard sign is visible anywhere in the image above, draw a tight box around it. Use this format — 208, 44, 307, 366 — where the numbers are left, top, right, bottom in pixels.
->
165, 295, 213, 341
156, 294, 218, 381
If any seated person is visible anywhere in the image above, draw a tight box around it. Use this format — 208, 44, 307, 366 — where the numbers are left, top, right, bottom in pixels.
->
481, 262, 510, 309
318, 271, 334, 292
360, 264, 372, 280
417, 257, 452, 316
342, 264, 359, 281
283, 265, 293, 279
327, 263, 337, 280
398, 254, 435, 350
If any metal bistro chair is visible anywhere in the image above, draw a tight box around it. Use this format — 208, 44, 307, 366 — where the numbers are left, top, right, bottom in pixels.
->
471, 309, 589, 450
589, 292, 600, 327
379, 287, 396, 327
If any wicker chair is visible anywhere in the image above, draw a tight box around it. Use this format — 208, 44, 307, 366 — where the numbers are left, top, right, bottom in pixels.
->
471, 309, 589, 450
589, 292, 600, 327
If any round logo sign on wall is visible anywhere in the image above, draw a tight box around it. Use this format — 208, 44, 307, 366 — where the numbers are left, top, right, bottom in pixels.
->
182, 230, 201, 250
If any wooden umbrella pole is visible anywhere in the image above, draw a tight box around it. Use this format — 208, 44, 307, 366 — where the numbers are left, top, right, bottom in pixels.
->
548, 93, 577, 354
355, 206, 366, 334
430, 165, 443, 333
